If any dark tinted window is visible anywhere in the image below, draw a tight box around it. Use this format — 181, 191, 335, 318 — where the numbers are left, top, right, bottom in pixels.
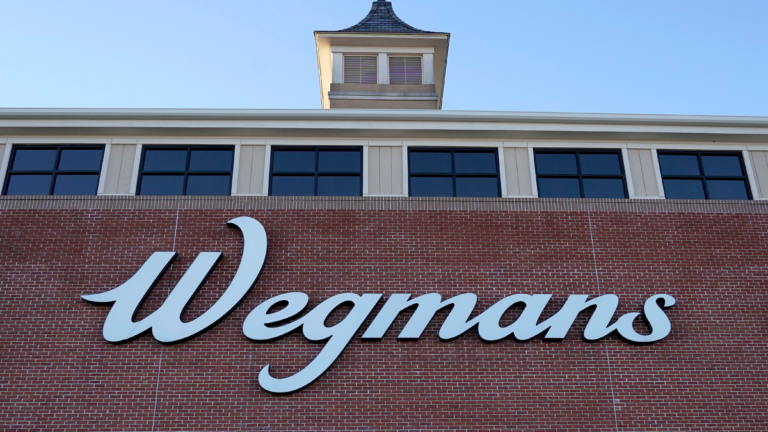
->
189, 150, 233, 172
318, 176, 361, 196
53, 174, 99, 195
455, 177, 499, 197
454, 152, 497, 175
4, 146, 104, 196
5, 174, 52, 195
707, 180, 749, 200
269, 147, 362, 196
12, 149, 58, 171
186, 175, 231, 196
142, 149, 187, 172
272, 150, 315, 173
138, 147, 233, 196
410, 177, 454, 197
663, 179, 706, 200
658, 154, 700, 176
534, 153, 578, 175
538, 178, 581, 198
579, 153, 623, 175
658, 152, 750, 200
318, 150, 361, 173
271, 176, 315, 196
534, 150, 627, 199
140, 175, 185, 196
409, 151, 452, 174
582, 178, 626, 198
408, 149, 500, 197
701, 155, 743, 177
58, 149, 104, 171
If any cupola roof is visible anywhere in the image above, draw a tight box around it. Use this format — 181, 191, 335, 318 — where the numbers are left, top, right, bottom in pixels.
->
334, 0, 436, 34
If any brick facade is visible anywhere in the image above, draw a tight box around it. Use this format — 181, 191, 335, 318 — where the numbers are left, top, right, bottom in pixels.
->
1, 196, 766, 431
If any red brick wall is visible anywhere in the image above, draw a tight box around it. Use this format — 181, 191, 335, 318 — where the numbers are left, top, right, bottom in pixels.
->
1, 197, 766, 431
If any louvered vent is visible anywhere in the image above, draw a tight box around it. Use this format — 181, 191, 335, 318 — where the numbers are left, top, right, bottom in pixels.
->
343, 55, 378, 84
389, 56, 423, 85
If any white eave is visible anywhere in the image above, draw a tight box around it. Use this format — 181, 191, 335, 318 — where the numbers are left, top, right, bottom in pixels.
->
0, 108, 767, 142
314, 32, 450, 39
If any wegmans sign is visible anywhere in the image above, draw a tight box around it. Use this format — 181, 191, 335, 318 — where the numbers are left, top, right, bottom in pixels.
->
83, 217, 676, 394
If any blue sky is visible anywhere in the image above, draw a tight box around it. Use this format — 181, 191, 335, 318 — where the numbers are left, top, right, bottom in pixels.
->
1, 0, 766, 115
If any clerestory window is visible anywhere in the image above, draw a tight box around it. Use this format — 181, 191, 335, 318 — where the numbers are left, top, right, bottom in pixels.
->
3, 145, 104, 195
658, 151, 751, 200
408, 148, 500, 197
138, 146, 234, 196
534, 149, 628, 198
269, 147, 363, 196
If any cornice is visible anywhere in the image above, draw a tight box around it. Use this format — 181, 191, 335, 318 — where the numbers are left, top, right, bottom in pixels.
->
0, 109, 767, 142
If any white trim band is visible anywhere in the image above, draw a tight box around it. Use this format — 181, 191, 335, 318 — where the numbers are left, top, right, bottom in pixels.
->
331, 46, 435, 54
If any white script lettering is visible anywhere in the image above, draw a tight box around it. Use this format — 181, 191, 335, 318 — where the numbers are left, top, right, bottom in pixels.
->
82, 217, 676, 394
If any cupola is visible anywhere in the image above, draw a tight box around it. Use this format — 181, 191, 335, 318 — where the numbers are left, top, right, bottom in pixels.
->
315, 0, 450, 110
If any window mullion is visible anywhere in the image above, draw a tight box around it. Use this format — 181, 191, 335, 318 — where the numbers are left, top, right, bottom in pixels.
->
739, 155, 752, 200
575, 151, 585, 198
182, 147, 191, 196
50, 147, 62, 195
451, 149, 457, 197
697, 152, 710, 199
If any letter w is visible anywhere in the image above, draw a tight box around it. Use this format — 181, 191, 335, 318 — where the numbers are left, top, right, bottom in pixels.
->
82, 217, 267, 344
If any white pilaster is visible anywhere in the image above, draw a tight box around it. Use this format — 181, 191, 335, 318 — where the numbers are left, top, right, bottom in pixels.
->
743, 150, 761, 199
497, 145, 508, 197
651, 148, 665, 198
129, 144, 142, 195
231, 143, 241, 195
97, 140, 112, 195
0, 142, 12, 193
363, 145, 369, 196
378, 53, 389, 85
621, 148, 636, 198
262, 145, 272, 195
528, 146, 538, 197
332, 53, 343, 84
402, 145, 409, 196
422, 53, 434, 85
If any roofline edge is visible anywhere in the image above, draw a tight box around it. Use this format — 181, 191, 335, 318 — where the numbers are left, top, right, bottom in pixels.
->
0, 108, 767, 128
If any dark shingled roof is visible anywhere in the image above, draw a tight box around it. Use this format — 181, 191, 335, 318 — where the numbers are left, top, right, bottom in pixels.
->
336, 0, 436, 33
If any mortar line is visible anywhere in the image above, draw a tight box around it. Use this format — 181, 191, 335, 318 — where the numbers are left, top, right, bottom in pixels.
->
149, 347, 164, 432
172, 206, 181, 250
151, 206, 181, 431
587, 211, 620, 432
